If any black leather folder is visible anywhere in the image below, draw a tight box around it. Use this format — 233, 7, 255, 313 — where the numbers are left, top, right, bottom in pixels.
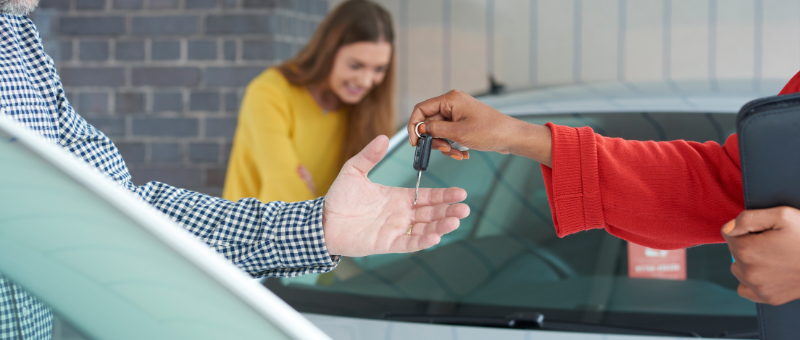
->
737, 92, 800, 340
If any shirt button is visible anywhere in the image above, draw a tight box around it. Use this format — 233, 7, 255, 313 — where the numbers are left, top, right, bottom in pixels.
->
21, 305, 30, 318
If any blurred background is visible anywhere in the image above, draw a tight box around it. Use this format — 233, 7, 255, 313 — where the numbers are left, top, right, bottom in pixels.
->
29, 0, 800, 196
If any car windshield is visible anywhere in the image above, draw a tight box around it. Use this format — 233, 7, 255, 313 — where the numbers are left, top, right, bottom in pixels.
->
266, 112, 755, 337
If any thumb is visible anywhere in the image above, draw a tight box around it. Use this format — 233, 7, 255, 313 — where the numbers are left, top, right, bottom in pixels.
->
723, 208, 784, 238
346, 135, 389, 175
421, 120, 460, 141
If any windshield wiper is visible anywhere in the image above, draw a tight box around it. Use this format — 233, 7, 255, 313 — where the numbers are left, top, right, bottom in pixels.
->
715, 330, 759, 339
380, 312, 702, 338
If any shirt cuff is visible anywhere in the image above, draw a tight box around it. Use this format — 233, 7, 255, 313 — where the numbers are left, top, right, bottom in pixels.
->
266, 197, 340, 277
541, 123, 606, 237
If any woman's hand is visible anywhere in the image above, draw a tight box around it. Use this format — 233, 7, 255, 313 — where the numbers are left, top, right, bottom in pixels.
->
297, 164, 317, 196
406, 90, 554, 166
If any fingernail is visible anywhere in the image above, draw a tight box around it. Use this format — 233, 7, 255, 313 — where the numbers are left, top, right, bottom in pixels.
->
420, 123, 427, 134
722, 220, 736, 234
439, 146, 450, 152
450, 155, 462, 161
463, 152, 470, 159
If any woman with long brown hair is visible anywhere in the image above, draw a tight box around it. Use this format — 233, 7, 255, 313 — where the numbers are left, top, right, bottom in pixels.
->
223, 0, 397, 202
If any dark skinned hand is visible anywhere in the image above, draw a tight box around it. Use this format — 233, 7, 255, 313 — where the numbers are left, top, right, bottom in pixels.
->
722, 206, 800, 305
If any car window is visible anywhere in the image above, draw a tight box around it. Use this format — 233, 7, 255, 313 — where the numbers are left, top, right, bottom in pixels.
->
268, 112, 754, 337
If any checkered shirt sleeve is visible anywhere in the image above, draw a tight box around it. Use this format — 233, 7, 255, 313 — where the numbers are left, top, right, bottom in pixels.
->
55, 77, 339, 278
44, 46, 338, 277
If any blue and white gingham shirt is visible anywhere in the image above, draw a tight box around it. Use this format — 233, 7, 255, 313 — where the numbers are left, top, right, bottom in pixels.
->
0, 14, 339, 340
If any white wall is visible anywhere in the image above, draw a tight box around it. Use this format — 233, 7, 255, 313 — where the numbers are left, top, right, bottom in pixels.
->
329, 0, 800, 123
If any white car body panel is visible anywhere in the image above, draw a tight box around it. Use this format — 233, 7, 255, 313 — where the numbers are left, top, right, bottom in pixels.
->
0, 114, 331, 340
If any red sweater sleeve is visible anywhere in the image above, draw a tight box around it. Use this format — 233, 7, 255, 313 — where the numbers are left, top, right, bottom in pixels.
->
540, 70, 800, 249
541, 71, 800, 249
541, 124, 742, 249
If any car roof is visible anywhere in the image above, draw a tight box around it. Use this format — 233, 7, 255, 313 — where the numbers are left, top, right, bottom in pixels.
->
0, 115, 330, 340
389, 79, 786, 150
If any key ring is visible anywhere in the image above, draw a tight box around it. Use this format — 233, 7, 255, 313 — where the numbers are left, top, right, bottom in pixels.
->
414, 121, 424, 138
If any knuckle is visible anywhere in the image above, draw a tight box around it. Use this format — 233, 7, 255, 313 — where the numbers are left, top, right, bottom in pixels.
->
778, 206, 796, 221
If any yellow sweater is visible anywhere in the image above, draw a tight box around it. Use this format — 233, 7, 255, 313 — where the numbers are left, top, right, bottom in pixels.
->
223, 68, 347, 203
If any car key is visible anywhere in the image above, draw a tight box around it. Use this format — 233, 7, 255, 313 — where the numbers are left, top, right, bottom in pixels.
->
413, 133, 433, 206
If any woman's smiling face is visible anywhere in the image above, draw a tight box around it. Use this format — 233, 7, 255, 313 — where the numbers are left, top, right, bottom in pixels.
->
328, 41, 392, 104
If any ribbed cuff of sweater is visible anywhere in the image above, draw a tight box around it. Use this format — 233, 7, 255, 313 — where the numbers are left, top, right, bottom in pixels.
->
540, 123, 606, 237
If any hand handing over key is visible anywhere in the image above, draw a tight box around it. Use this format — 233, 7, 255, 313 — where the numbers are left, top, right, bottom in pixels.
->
407, 90, 554, 167
322, 135, 470, 257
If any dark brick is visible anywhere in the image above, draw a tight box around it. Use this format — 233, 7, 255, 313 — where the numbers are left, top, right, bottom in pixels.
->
152, 40, 181, 60
205, 66, 264, 87
296, 0, 311, 14
79, 92, 109, 114
189, 143, 219, 162
151, 143, 182, 162
276, 15, 290, 35
39, 0, 70, 9
129, 167, 203, 187
116, 142, 146, 163
132, 16, 198, 35
59, 17, 126, 36
132, 117, 199, 137
149, 0, 179, 9
188, 40, 216, 60
132, 67, 201, 87
44, 40, 73, 61
223, 40, 236, 60
114, 0, 143, 9
221, 141, 232, 163
190, 91, 220, 111
116, 41, 145, 61
224, 92, 239, 112
221, 0, 237, 8
65, 91, 78, 105
243, 0, 285, 8
153, 92, 183, 112
115, 92, 145, 114
206, 14, 273, 34
77, 0, 106, 10
186, 0, 216, 8
206, 117, 237, 138
79, 40, 109, 61
243, 40, 290, 60
30, 13, 57, 38
85, 117, 125, 137
305, 19, 320, 38
60, 67, 125, 86
206, 167, 227, 187
312, 0, 328, 16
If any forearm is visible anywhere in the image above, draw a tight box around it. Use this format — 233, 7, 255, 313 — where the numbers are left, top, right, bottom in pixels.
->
506, 119, 553, 167
133, 182, 339, 277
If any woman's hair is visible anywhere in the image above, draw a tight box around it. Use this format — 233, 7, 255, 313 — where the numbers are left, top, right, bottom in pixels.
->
277, 0, 396, 161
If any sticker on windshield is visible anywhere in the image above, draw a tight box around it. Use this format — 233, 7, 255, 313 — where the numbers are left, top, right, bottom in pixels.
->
627, 242, 686, 280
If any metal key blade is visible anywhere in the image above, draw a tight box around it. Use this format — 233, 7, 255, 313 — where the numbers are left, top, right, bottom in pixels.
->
414, 170, 421, 206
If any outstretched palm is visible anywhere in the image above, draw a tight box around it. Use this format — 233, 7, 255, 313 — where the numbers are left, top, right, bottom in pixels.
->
323, 135, 470, 256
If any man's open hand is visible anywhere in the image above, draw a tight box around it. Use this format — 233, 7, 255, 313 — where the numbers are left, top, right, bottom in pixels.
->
723, 207, 800, 305
322, 135, 470, 257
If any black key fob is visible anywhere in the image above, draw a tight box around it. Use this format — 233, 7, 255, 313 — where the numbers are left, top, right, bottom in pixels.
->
413, 134, 433, 171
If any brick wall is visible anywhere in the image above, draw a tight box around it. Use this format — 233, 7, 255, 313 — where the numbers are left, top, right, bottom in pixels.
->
30, 0, 328, 196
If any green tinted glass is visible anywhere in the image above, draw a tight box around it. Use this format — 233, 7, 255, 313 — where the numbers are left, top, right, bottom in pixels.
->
277, 112, 752, 336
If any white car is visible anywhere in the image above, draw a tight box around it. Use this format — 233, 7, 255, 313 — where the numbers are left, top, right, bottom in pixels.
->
0, 79, 782, 340
0, 115, 330, 340
268, 79, 788, 340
